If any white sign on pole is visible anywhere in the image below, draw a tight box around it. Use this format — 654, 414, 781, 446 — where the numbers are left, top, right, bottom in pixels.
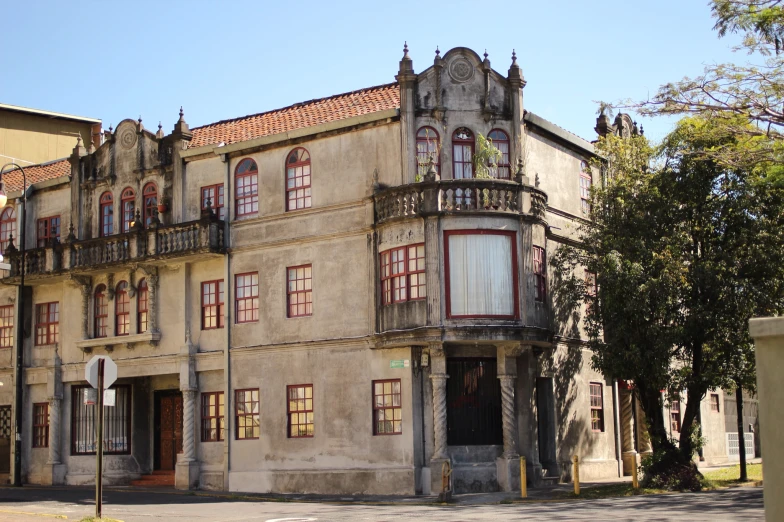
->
103, 389, 116, 407
85, 355, 118, 389
84, 388, 97, 405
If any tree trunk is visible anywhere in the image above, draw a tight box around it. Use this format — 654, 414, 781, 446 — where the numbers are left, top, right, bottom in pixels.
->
736, 385, 747, 481
638, 382, 673, 453
679, 386, 705, 461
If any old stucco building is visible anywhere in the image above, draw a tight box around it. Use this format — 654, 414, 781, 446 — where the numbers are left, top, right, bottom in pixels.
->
0, 46, 729, 494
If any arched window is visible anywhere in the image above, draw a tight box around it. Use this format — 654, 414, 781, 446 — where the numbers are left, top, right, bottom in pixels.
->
143, 183, 157, 226
416, 127, 440, 178
94, 285, 108, 338
286, 148, 311, 211
137, 278, 148, 334
452, 127, 474, 179
488, 129, 510, 179
115, 281, 130, 336
235, 158, 258, 218
0, 207, 17, 254
100, 192, 113, 237
121, 188, 135, 233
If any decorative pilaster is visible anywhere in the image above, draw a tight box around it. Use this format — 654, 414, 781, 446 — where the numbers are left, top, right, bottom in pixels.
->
430, 373, 449, 460
69, 275, 92, 340
499, 375, 519, 458
424, 217, 441, 325
181, 389, 196, 462
47, 397, 62, 465
148, 274, 159, 333
619, 386, 638, 475
635, 398, 653, 455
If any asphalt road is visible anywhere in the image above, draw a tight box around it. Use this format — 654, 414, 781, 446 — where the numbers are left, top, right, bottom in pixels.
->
0, 485, 764, 521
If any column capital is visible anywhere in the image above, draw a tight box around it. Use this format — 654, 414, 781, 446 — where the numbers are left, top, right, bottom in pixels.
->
427, 342, 444, 358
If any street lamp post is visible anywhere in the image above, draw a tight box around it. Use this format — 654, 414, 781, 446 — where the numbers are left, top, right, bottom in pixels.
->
0, 162, 27, 487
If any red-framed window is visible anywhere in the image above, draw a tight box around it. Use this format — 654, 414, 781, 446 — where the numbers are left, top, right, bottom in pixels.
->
201, 391, 224, 442
235, 273, 259, 323
121, 187, 135, 233
488, 129, 510, 179
143, 182, 157, 226
201, 280, 225, 329
0, 305, 13, 348
710, 393, 720, 412
115, 281, 130, 336
416, 126, 440, 177
32, 402, 49, 448
533, 246, 546, 303
137, 278, 148, 334
72, 385, 131, 455
36, 216, 60, 247
235, 389, 259, 440
0, 207, 16, 254
452, 127, 475, 179
94, 284, 108, 338
287, 265, 312, 318
287, 384, 314, 438
100, 191, 113, 237
585, 271, 597, 312
671, 399, 681, 433
235, 158, 258, 218
380, 244, 425, 305
201, 184, 225, 220
373, 379, 402, 435
590, 382, 604, 432
35, 302, 59, 345
286, 148, 312, 211
580, 161, 592, 215
444, 230, 519, 319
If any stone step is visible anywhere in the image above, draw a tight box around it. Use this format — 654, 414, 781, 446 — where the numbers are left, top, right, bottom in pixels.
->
130, 471, 174, 488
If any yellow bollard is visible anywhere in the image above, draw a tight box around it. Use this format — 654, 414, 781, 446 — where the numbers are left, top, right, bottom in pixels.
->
632, 454, 639, 490
573, 455, 580, 495
520, 456, 527, 498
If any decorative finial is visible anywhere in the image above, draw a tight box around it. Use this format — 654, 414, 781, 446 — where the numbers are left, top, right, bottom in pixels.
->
640, 124, 644, 136
138, 116, 142, 124
535, 173, 541, 188
435, 46, 440, 56
76, 135, 82, 145
158, 122, 162, 131
404, 41, 408, 55
179, 106, 184, 119
511, 50, 518, 66
484, 50, 488, 59
108, 124, 113, 133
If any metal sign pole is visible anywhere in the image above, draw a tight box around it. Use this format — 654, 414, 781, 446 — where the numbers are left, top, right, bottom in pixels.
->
96, 358, 104, 519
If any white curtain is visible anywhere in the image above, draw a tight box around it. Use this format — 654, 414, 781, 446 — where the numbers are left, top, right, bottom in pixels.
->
449, 234, 514, 316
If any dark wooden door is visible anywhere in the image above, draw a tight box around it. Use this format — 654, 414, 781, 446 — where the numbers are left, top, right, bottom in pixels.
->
446, 358, 502, 445
155, 393, 183, 471
0, 406, 11, 473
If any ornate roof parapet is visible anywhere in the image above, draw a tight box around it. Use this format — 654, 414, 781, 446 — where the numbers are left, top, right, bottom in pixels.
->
507, 50, 526, 88
395, 42, 416, 85
171, 106, 193, 142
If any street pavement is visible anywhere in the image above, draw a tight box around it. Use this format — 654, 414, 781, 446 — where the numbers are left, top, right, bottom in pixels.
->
0, 485, 764, 521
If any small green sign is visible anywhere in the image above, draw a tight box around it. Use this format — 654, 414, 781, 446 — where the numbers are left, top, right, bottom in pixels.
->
390, 359, 410, 369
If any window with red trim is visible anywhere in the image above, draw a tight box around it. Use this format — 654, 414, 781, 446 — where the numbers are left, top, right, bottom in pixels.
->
137, 279, 148, 333
121, 187, 135, 233
235, 389, 259, 440
580, 161, 592, 215
373, 379, 402, 435
201, 391, 224, 442
287, 265, 312, 317
201, 184, 225, 220
488, 129, 510, 179
143, 183, 157, 226
533, 247, 546, 302
452, 127, 474, 179
380, 244, 425, 305
0, 207, 16, 254
670, 399, 681, 432
35, 302, 59, 345
115, 281, 130, 336
201, 280, 224, 329
32, 403, 49, 448
585, 271, 597, 312
0, 305, 12, 348
94, 285, 108, 338
590, 382, 604, 432
36, 216, 60, 247
286, 148, 311, 211
235, 273, 259, 323
710, 393, 720, 412
235, 158, 258, 218
100, 192, 113, 237
416, 127, 440, 177
287, 384, 314, 438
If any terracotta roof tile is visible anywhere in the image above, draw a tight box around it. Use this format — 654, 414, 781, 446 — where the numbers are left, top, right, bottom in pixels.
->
190, 83, 400, 149
1, 159, 71, 193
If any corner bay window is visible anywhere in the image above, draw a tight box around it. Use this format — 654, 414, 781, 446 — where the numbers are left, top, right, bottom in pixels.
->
380, 244, 425, 305
445, 231, 518, 318
373, 379, 402, 435
72, 385, 131, 455
589, 382, 604, 432
201, 391, 224, 442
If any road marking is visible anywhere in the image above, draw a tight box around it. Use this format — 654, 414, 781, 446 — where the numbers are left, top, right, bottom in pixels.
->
0, 509, 67, 519
265, 518, 317, 522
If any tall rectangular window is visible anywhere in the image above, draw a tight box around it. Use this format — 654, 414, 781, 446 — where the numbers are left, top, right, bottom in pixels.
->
580, 164, 592, 215
32, 402, 49, 448
36, 216, 60, 247
533, 247, 546, 303
201, 184, 225, 220
201, 392, 224, 442
445, 231, 517, 318
671, 399, 681, 433
235, 389, 259, 440
72, 385, 131, 455
235, 273, 259, 324
710, 393, 720, 412
287, 384, 314, 438
373, 379, 402, 435
0, 305, 13, 348
589, 382, 604, 432
380, 244, 426, 305
201, 280, 225, 329
35, 302, 59, 345
287, 265, 312, 318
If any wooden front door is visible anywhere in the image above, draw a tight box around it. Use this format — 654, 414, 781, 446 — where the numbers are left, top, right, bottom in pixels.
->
154, 392, 183, 471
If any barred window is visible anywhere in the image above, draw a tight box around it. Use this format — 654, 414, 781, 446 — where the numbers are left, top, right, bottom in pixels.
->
287, 265, 312, 317
380, 244, 425, 305
287, 384, 314, 438
235, 158, 258, 218
286, 148, 312, 211
32, 402, 49, 448
373, 379, 402, 435
201, 280, 225, 329
137, 279, 148, 333
115, 281, 130, 336
589, 382, 604, 432
235, 273, 259, 323
0, 305, 13, 348
533, 247, 546, 302
72, 385, 131, 455
35, 302, 59, 345
201, 392, 224, 442
235, 389, 259, 440
94, 285, 108, 338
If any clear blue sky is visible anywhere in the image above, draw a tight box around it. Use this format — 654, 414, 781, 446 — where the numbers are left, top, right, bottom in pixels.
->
1, 0, 744, 145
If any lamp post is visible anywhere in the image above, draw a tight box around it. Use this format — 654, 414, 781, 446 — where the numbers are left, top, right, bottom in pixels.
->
0, 162, 27, 487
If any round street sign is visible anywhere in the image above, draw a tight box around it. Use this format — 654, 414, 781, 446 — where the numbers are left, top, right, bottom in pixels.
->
85, 355, 118, 389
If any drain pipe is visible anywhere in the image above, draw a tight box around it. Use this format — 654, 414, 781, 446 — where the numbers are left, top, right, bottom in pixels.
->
612, 379, 622, 477
220, 150, 232, 491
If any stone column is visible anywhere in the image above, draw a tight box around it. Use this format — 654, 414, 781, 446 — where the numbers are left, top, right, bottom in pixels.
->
148, 274, 159, 333
424, 217, 441, 326
176, 333, 199, 490
499, 374, 519, 459
80, 285, 90, 340
427, 342, 449, 495
181, 389, 197, 462
496, 344, 522, 492
619, 386, 638, 475
635, 397, 653, 456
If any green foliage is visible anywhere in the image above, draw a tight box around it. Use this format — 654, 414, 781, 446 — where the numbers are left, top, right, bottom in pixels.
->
473, 133, 503, 179
640, 448, 703, 492
712, 0, 784, 53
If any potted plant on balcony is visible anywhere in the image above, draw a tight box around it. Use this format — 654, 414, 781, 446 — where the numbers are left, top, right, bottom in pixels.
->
157, 197, 169, 214
473, 133, 503, 208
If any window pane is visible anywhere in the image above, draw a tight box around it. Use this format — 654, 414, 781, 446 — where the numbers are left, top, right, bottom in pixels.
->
448, 234, 514, 316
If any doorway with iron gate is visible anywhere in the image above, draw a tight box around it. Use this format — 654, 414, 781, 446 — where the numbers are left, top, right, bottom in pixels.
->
153, 391, 183, 471
0, 405, 10, 475
446, 358, 503, 445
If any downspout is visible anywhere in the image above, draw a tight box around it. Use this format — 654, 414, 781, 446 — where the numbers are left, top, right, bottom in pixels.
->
612, 379, 622, 477
220, 151, 232, 491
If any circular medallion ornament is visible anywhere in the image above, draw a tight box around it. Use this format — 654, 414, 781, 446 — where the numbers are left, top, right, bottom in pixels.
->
448, 58, 474, 83
119, 127, 137, 149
